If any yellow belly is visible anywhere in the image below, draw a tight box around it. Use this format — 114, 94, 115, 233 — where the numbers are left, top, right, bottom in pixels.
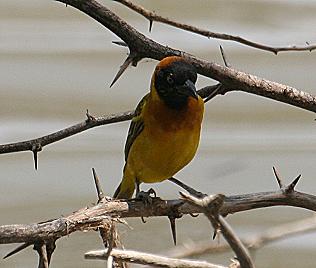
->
126, 96, 204, 184
127, 126, 201, 183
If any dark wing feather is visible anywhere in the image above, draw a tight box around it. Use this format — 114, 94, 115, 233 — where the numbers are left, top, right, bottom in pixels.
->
124, 94, 149, 161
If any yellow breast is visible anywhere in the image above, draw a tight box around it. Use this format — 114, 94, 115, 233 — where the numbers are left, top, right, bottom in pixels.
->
127, 94, 204, 183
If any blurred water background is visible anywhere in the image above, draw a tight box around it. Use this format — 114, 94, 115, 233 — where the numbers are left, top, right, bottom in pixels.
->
1, 0, 316, 267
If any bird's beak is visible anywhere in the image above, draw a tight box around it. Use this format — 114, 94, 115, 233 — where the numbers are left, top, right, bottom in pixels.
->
183, 79, 198, 100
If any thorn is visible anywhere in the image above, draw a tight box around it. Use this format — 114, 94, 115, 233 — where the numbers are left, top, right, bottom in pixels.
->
141, 217, 147, 223
212, 225, 221, 240
189, 213, 199, 218
33, 150, 38, 170
212, 229, 217, 240
168, 216, 177, 245
219, 45, 230, 68
46, 240, 56, 265
92, 168, 104, 202
166, 201, 183, 245
110, 55, 135, 88
285, 174, 301, 193
272, 166, 283, 189
86, 109, 96, 122
31, 143, 42, 170
3, 243, 32, 259
112, 41, 128, 47
149, 20, 153, 32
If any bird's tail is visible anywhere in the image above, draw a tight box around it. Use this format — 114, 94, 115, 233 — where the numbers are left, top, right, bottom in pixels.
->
113, 171, 135, 199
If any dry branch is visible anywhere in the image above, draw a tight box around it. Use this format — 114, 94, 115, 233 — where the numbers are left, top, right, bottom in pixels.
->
1, 184, 316, 245
114, 0, 316, 54
166, 216, 316, 259
0, 85, 218, 158
85, 247, 226, 268
0, 168, 313, 266
1, 0, 316, 162
0, 110, 133, 155
56, 0, 316, 114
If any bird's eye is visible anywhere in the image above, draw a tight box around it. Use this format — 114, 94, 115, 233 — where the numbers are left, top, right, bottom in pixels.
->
166, 73, 174, 85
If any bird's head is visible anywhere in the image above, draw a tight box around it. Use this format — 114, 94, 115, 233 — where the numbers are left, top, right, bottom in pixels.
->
153, 56, 198, 109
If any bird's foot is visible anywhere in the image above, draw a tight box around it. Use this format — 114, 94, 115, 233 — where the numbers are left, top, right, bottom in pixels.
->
135, 188, 157, 224
136, 188, 156, 205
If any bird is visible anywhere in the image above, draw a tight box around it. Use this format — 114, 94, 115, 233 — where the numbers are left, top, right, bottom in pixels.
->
113, 56, 204, 199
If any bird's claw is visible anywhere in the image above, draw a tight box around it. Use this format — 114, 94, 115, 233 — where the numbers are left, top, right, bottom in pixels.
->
136, 188, 156, 205
136, 188, 157, 224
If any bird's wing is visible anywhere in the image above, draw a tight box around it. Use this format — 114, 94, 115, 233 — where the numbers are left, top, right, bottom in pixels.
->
124, 93, 149, 161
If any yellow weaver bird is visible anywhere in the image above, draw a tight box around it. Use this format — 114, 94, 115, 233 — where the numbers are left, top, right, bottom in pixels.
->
114, 56, 204, 199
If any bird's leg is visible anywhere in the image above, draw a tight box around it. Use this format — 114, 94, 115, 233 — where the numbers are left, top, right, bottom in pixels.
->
136, 188, 156, 205
135, 179, 141, 197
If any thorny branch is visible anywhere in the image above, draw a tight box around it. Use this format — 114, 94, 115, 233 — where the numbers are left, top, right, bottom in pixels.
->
0, 168, 310, 267
1, 0, 316, 166
0, 168, 314, 245
0, 162, 312, 268
0, 110, 133, 168
55, 0, 316, 114
0, 85, 219, 157
114, 0, 316, 54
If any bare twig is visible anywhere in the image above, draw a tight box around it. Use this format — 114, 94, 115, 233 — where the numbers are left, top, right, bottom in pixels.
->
114, 0, 316, 54
85, 247, 227, 268
0, 110, 133, 157
168, 177, 206, 198
166, 216, 316, 259
0, 85, 219, 158
249, 215, 316, 250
